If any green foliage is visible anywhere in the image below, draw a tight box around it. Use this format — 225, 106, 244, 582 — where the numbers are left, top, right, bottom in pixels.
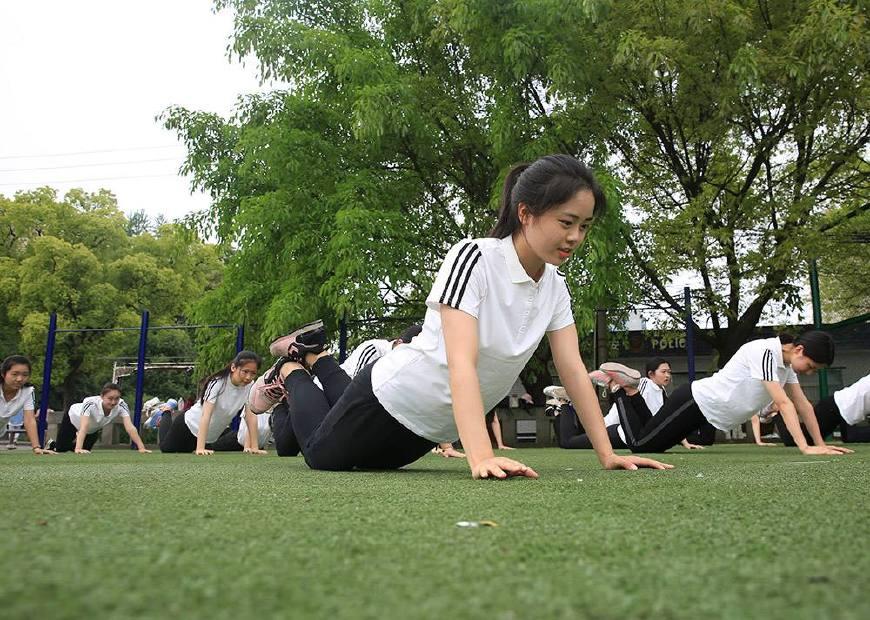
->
165, 0, 639, 369
168, 0, 866, 367
0, 188, 223, 411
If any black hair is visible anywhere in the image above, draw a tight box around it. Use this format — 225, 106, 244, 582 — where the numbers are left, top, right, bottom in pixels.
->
100, 382, 122, 396
197, 350, 262, 404
1, 355, 32, 386
645, 358, 670, 378
395, 324, 422, 344
777, 333, 796, 345
489, 154, 607, 238
794, 330, 835, 366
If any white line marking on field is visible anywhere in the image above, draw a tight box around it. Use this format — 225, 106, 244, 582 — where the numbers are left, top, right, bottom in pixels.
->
785, 460, 832, 464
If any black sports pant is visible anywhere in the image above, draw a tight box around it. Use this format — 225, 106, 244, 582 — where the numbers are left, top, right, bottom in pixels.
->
54, 412, 100, 452
285, 356, 435, 470
270, 401, 301, 456
209, 426, 244, 452
614, 383, 708, 453
774, 395, 870, 445
556, 404, 626, 449
158, 411, 198, 453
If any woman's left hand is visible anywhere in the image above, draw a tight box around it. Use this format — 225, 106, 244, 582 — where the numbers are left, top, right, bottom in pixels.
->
244, 447, 267, 455
602, 453, 674, 471
138, 448, 152, 454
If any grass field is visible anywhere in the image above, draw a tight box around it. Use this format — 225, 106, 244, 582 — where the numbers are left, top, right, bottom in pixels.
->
2, 444, 868, 620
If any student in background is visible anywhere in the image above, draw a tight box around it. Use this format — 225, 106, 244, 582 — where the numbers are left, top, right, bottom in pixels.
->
159, 351, 262, 455
0, 355, 52, 454
49, 383, 150, 454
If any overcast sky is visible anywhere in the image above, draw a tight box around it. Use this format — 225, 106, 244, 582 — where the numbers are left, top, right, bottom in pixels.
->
0, 1, 270, 221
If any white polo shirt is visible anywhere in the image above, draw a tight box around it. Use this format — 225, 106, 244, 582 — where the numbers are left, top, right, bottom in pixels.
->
1, 385, 35, 422
68, 395, 131, 433
341, 339, 393, 377
372, 236, 575, 443
691, 337, 799, 431
603, 378, 665, 443
834, 374, 870, 426
237, 411, 273, 449
185, 377, 251, 443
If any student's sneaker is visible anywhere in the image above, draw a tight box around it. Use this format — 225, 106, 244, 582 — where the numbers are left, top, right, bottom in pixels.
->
543, 385, 569, 402
45, 439, 56, 451
544, 399, 563, 417
268, 320, 326, 360
599, 362, 641, 389
248, 369, 287, 415
588, 370, 611, 387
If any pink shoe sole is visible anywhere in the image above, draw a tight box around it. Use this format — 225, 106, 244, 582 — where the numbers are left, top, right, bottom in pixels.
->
268, 320, 324, 357
599, 362, 641, 388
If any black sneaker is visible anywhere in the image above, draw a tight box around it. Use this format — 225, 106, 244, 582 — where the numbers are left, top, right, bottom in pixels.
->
45, 439, 57, 451
268, 320, 326, 361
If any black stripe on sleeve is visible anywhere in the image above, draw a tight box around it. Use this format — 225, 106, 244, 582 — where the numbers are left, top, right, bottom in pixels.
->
762, 350, 773, 381
555, 269, 572, 301
118, 400, 130, 417
439, 242, 481, 308
638, 378, 648, 395
204, 379, 223, 402
29, 388, 36, 411
439, 242, 474, 304
451, 251, 481, 308
353, 344, 379, 377
82, 401, 98, 417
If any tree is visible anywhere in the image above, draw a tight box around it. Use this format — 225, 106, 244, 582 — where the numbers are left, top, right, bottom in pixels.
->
0, 188, 223, 412
169, 0, 866, 371
163, 0, 638, 375
560, 0, 867, 362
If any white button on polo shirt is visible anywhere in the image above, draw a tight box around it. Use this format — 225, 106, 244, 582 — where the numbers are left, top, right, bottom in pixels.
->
371, 235, 575, 443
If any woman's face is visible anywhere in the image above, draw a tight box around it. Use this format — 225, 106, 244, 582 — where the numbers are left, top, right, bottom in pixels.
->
101, 390, 122, 411
520, 190, 596, 267
648, 363, 672, 387
230, 361, 259, 386
790, 346, 823, 375
2, 363, 31, 391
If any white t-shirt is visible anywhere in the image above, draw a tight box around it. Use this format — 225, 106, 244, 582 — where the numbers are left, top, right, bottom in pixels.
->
340, 339, 393, 378
185, 377, 252, 443
372, 236, 575, 443
68, 395, 131, 433
1, 385, 35, 422
603, 378, 665, 443
691, 337, 799, 431
834, 374, 870, 426
237, 411, 272, 449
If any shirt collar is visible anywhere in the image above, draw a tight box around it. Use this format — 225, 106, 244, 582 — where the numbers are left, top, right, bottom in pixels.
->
770, 337, 786, 369
499, 235, 534, 284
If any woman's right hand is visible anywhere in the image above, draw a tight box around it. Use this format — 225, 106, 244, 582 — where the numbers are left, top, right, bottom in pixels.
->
801, 444, 852, 456
195, 448, 214, 456
74, 448, 91, 454
471, 457, 538, 480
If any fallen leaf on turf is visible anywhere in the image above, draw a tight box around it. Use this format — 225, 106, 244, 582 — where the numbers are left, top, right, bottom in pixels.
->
695, 473, 704, 478
36, 519, 48, 526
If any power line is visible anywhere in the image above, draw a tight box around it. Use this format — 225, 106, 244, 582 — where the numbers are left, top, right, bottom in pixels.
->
0, 172, 188, 187
0, 145, 184, 161
0, 157, 181, 173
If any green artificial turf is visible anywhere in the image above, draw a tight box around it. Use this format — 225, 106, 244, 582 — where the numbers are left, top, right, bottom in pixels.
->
2, 445, 868, 620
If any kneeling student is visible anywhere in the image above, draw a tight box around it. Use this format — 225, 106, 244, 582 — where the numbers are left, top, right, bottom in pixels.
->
598, 332, 853, 456
50, 383, 150, 453
159, 351, 262, 455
